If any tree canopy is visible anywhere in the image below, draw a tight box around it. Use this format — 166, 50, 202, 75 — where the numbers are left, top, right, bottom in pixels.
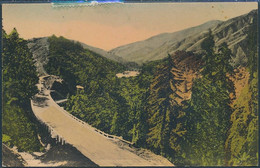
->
2, 29, 42, 152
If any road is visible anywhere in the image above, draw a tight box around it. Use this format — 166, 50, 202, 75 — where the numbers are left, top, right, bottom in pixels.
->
31, 76, 174, 167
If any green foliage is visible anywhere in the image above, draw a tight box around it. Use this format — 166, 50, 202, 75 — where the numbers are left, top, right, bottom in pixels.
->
45, 35, 124, 95
187, 31, 234, 166
2, 104, 41, 152
226, 80, 258, 166
46, 36, 151, 145
2, 134, 12, 146
2, 28, 42, 152
146, 55, 187, 161
44, 26, 257, 166
116, 78, 148, 144
225, 17, 258, 166
188, 78, 231, 165
3, 28, 38, 107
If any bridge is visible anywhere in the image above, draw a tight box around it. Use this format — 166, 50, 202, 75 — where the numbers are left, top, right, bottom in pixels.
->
31, 76, 174, 167
55, 99, 68, 104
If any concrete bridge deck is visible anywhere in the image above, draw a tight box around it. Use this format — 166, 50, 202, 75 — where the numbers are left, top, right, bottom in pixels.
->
31, 76, 174, 167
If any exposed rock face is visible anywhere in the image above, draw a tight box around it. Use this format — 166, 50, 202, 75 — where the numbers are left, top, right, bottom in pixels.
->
169, 51, 249, 104
27, 10, 256, 72
26, 10, 255, 106
110, 10, 256, 67
27, 37, 50, 76
230, 67, 250, 99
169, 51, 202, 104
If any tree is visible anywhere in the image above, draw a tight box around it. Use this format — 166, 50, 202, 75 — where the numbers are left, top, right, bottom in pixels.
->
2, 28, 42, 152
187, 31, 234, 165
117, 78, 148, 145
3, 28, 38, 108
225, 16, 258, 166
146, 54, 184, 157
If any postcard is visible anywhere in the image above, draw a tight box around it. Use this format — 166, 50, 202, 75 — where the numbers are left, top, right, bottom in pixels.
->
1, 1, 258, 167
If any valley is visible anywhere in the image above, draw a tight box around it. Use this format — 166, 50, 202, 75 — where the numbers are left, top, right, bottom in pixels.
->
2, 9, 258, 167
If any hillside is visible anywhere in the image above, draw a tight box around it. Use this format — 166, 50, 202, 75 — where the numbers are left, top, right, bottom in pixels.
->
79, 42, 125, 63
23, 9, 257, 166
28, 37, 49, 76
27, 37, 139, 73
2, 144, 26, 167
109, 20, 221, 64
27, 10, 256, 68
110, 10, 256, 66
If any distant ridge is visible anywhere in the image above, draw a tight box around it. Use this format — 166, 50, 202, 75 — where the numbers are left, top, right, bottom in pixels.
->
28, 9, 257, 69
79, 42, 126, 63
110, 9, 257, 67
109, 20, 222, 64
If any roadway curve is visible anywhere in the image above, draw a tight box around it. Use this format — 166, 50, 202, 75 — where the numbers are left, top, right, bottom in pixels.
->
31, 76, 174, 167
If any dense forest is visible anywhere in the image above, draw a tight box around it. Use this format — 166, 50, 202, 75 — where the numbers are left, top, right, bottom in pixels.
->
225, 17, 258, 166
2, 29, 43, 152
2, 12, 257, 166
43, 15, 258, 166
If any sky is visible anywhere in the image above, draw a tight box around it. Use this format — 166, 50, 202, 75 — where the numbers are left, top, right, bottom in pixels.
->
3, 2, 257, 51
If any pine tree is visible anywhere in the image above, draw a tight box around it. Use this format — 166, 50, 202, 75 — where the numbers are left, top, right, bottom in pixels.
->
188, 31, 234, 165
117, 78, 148, 145
225, 16, 258, 166
146, 55, 183, 156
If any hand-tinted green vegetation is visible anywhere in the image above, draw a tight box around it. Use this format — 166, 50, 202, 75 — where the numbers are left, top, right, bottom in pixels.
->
185, 31, 235, 166
225, 17, 258, 166
146, 55, 186, 161
2, 29, 43, 152
41, 15, 258, 166
45, 24, 258, 165
2, 10, 257, 166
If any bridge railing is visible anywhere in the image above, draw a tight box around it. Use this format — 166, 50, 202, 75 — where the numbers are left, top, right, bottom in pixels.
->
55, 103, 134, 146
38, 76, 134, 146
31, 98, 67, 146
48, 92, 134, 146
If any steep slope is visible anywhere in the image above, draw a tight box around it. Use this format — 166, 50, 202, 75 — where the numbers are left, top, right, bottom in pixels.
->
80, 42, 139, 69
110, 10, 256, 66
110, 20, 222, 64
28, 37, 49, 76
28, 37, 139, 72
172, 9, 256, 67
2, 144, 27, 167
79, 42, 125, 63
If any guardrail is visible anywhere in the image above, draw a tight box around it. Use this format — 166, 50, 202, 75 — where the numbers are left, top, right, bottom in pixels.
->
54, 103, 134, 146
44, 76, 134, 146
33, 76, 134, 147
31, 98, 67, 146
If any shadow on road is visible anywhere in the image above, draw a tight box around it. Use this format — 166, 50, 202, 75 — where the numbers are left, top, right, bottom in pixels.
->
32, 96, 49, 108
38, 144, 98, 167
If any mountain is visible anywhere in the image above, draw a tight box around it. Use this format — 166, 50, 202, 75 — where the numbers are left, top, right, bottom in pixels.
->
79, 42, 140, 69
28, 10, 256, 69
28, 37, 50, 76
109, 20, 222, 64
110, 10, 257, 67
79, 42, 125, 63
28, 37, 139, 74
